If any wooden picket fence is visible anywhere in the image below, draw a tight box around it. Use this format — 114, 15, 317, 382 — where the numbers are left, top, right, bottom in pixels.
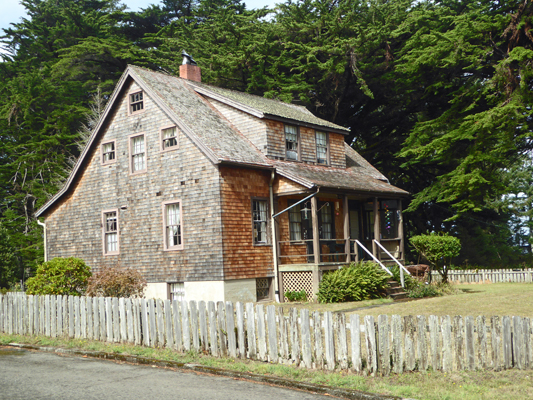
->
1, 292, 532, 375
431, 268, 533, 283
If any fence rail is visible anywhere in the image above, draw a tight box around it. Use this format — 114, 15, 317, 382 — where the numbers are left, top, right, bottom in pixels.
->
432, 269, 533, 283
1, 293, 532, 375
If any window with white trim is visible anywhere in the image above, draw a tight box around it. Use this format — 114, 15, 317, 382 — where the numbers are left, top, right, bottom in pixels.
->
130, 134, 146, 173
103, 210, 119, 255
163, 201, 183, 250
252, 199, 268, 245
316, 131, 329, 165
101, 141, 116, 165
129, 91, 144, 114
161, 126, 178, 151
285, 124, 299, 160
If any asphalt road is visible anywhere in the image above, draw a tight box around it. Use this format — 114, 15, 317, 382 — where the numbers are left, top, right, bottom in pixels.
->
0, 347, 336, 400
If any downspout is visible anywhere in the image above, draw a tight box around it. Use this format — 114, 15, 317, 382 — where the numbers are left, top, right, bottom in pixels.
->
269, 170, 280, 302
37, 220, 47, 262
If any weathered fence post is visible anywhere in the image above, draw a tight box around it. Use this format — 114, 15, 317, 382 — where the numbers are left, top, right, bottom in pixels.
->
377, 315, 390, 375
207, 301, 217, 356
156, 299, 165, 347
417, 315, 428, 371
181, 300, 191, 351
350, 314, 362, 373
172, 300, 183, 352
428, 315, 440, 371
300, 309, 312, 369
199, 301, 208, 354
191, 301, 200, 352
216, 301, 226, 356
336, 313, 348, 370
491, 316, 502, 371
164, 299, 173, 349
476, 316, 487, 369
226, 302, 237, 358
149, 299, 157, 347
465, 316, 476, 370
86, 296, 92, 340
289, 307, 300, 365
119, 298, 127, 343
126, 298, 133, 343
256, 304, 266, 361
245, 302, 256, 359
278, 307, 288, 361
141, 299, 149, 346
441, 316, 453, 372
313, 311, 323, 369
502, 316, 512, 369
364, 315, 377, 374
266, 305, 278, 363
80, 296, 87, 340
391, 315, 403, 374
512, 316, 524, 369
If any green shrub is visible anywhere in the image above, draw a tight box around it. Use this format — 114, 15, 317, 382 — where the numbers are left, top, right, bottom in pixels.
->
26, 257, 91, 296
317, 261, 390, 303
86, 267, 146, 298
285, 290, 307, 302
410, 233, 461, 283
391, 266, 418, 291
407, 281, 456, 298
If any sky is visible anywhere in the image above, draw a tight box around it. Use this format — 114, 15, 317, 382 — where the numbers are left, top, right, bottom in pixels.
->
0, 0, 279, 34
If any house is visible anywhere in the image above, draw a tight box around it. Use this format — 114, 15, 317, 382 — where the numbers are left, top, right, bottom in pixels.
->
35, 60, 408, 303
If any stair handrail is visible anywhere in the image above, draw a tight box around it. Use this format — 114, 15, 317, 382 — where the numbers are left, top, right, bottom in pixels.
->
373, 239, 410, 288
354, 239, 393, 276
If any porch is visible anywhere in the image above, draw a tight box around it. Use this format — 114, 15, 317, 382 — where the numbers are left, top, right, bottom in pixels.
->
273, 192, 405, 302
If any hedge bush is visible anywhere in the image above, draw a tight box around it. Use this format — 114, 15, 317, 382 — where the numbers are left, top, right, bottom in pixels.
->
317, 261, 390, 303
26, 257, 91, 296
86, 267, 146, 298
285, 290, 307, 302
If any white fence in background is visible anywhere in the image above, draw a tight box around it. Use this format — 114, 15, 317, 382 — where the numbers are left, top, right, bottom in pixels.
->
1, 293, 533, 375
431, 268, 533, 283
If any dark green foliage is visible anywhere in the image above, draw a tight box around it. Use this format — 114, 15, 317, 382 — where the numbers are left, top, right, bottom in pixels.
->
410, 233, 461, 283
284, 290, 307, 302
85, 267, 147, 298
25, 257, 92, 296
317, 262, 390, 304
0, 225, 18, 289
406, 282, 455, 299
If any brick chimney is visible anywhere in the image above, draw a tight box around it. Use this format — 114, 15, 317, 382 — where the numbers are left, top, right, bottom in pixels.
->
180, 50, 201, 82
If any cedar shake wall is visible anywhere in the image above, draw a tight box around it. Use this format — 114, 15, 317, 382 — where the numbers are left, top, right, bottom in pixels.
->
265, 120, 285, 158
206, 98, 268, 152
273, 176, 308, 195
45, 80, 224, 283
329, 133, 346, 169
219, 166, 274, 280
277, 197, 308, 264
300, 127, 316, 164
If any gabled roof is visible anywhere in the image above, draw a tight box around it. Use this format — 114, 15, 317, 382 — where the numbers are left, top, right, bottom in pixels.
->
187, 81, 350, 135
36, 66, 405, 218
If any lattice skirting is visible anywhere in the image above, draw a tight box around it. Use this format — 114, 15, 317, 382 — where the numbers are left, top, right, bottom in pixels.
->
281, 271, 313, 302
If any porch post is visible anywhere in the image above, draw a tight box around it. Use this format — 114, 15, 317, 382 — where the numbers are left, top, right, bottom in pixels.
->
398, 200, 404, 262
311, 196, 320, 299
343, 195, 350, 264
372, 197, 380, 260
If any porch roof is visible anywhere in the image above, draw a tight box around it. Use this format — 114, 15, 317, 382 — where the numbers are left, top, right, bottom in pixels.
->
273, 145, 409, 196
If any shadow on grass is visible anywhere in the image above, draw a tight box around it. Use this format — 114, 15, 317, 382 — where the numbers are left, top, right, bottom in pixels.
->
459, 288, 483, 294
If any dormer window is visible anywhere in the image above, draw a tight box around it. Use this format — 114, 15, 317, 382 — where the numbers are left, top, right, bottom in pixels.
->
285, 125, 299, 160
129, 91, 144, 115
316, 131, 329, 165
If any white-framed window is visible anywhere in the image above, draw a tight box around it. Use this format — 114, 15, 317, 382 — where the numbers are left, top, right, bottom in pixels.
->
252, 199, 269, 245
160, 125, 178, 151
129, 133, 146, 174
316, 131, 329, 165
285, 124, 299, 160
169, 282, 185, 301
162, 200, 183, 250
101, 140, 116, 165
102, 210, 119, 255
129, 91, 144, 115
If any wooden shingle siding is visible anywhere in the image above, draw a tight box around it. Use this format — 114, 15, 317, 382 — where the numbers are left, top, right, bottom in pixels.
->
299, 127, 316, 164
329, 133, 346, 169
273, 176, 308, 195
206, 98, 268, 152
45, 80, 225, 283
219, 166, 274, 280
277, 197, 308, 264
265, 120, 286, 159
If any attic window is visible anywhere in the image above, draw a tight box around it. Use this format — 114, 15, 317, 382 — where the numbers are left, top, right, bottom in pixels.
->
101, 140, 116, 165
160, 125, 178, 151
285, 125, 299, 161
129, 91, 144, 115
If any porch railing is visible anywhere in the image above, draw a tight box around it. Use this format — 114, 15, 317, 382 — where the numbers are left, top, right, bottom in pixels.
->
278, 239, 349, 264
373, 239, 410, 287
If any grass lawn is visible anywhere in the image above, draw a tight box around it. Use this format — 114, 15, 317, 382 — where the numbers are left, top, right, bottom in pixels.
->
273, 282, 533, 319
